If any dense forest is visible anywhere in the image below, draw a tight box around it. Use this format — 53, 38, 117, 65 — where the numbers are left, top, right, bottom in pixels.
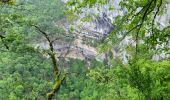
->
0, 0, 170, 100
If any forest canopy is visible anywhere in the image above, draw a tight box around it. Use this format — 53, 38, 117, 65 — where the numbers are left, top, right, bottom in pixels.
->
0, 0, 170, 100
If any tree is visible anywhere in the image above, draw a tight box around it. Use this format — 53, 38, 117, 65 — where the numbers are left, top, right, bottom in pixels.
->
66, 0, 170, 99
0, 0, 70, 99
1, 0, 170, 100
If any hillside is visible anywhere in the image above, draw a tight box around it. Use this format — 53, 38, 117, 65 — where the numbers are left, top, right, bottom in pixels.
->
0, 0, 170, 100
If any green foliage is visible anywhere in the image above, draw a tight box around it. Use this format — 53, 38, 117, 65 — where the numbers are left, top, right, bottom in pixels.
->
81, 14, 93, 22
75, 59, 170, 100
54, 59, 104, 100
0, 0, 170, 100
46, 57, 169, 100
0, 0, 66, 99
0, 41, 53, 99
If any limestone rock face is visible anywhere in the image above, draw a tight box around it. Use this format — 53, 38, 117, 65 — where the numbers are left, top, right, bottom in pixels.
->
38, 0, 170, 61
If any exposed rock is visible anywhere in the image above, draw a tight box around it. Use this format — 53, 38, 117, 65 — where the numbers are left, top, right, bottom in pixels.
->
36, 0, 170, 62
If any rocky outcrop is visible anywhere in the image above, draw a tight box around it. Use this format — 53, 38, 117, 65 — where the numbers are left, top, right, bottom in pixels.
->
36, 0, 170, 62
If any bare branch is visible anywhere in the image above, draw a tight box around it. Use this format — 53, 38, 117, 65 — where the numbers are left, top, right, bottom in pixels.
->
32, 25, 59, 75
135, 0, 155, 55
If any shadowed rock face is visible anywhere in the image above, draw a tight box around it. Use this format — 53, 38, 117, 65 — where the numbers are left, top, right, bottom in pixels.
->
94, 12, 114, 35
